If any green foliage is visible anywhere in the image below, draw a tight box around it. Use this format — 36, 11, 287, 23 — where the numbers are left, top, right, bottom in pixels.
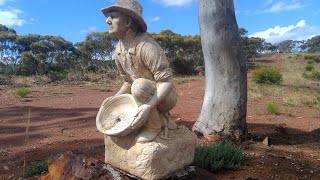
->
302, 35, 320, 52
312, 71, 320, 80
171, 58, 196, 75
149, 30, 203, 74
24, 160, 48, 178
305, 65, 315, 72
303, 67, 320, 81
266, 103, 280, 115
304, 54, 320, 63
47, 71, 67, 82
16, 87, 31, 98
252, 67, 283, 84
307, 60, 314, 64
193, 141, 251, 172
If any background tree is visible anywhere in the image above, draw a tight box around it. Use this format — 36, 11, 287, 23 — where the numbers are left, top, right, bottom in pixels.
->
0, 24, 19, 74
301, 35, 320, 53
149, 30, 203, 75
75, 32, 116, 72
193, 0, 247, 137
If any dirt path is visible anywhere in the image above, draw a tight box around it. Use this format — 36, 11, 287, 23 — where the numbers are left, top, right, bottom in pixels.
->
1, 77, 320, 179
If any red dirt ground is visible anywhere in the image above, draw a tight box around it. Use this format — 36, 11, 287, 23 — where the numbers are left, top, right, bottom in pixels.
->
0, 77, 320, 179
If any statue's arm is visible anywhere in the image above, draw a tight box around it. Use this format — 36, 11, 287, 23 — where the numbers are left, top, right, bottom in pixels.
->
115, 82, 131, 96
131, 41, 174, 128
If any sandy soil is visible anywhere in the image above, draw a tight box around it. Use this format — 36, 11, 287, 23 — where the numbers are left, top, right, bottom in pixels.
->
0, 75, 320, 179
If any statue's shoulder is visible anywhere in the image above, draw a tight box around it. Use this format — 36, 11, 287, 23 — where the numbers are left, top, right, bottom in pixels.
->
137, 33, 161, 49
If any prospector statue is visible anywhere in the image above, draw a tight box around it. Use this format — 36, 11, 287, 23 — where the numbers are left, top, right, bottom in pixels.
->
96, 0, 197, 179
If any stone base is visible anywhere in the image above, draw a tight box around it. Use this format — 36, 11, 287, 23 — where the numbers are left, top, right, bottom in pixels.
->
104, 126, 198, 180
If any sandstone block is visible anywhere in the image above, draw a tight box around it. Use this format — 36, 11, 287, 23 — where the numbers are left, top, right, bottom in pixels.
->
104, 126, 198, 180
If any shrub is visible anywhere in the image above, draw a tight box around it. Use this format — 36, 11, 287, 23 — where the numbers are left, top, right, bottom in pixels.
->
266, 103, 280, 115
193, 141, 251, 172
252, 67, 283, 84
172, 58, 197, 75
307, 60, 314, 65
305, 65, 315, 72
312, 71, 320, 80
47, 71, 67, 82
304, 54, 320, 63
16, 87, 31, 98
24, 160, 48, 178
0, 75, 13, 85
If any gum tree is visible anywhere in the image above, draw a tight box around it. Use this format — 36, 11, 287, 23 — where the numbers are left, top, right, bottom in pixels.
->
193, 0, 247, 137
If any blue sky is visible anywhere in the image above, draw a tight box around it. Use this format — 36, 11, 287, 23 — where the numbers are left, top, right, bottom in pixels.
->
0, 0, 320, 44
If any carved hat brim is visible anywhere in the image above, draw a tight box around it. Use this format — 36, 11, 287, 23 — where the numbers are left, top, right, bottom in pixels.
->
101, 6, 147, 32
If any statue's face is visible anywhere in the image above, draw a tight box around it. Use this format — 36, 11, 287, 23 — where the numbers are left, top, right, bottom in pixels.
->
106, 11, 128, 38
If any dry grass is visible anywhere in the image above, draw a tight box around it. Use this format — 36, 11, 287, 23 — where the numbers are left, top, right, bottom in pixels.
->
174, 75, 204, 84
248, 54, 320, 109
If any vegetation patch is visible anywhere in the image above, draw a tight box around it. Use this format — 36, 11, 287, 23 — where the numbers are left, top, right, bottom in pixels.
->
304, 54, 320, 63
303, 69, 320, 81
252, 67, 283, 84
193, 141, 252, 172
266, 103, 280, 115
24, 160, 48, 178
305, 65, 315, 72
16, 87, 31, 98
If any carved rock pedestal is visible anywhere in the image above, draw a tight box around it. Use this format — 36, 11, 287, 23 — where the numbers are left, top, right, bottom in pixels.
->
104, 126, 198, 180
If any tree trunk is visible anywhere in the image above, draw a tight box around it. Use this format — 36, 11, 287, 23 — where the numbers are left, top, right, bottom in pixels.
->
193, 0, 247, 137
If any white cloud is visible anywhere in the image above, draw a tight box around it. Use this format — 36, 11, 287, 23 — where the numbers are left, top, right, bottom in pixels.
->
0, 0, 11, 6
155, 0, 194, 7
151, 16, 160, 22
263, 1, 304, 13
80, 26, 97, 34
250, 20, 320, 43
0, 8, 26, 27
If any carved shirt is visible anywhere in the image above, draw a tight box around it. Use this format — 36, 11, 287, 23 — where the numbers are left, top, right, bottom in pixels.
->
114, 33, 173, 83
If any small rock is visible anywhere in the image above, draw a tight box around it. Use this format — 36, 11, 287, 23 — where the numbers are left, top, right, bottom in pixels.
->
262, 137, 269, 146
4, 166, 9, 170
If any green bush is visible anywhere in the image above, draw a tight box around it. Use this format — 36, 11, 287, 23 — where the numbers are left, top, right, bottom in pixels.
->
48, 71, 67, 82
307, 60, 314, 64
312, 71, 320, 80
193, 141, 251, 172
266, 103, 280, 115
172, 58, 197, 75
305, 65, 315, 72
24, 160, 48, 178
16, 87, 31, 98
304, 54, 320, 63
252, 67, 283, 84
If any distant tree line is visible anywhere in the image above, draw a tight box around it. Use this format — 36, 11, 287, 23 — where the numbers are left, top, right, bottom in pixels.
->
1, 24, 320, 78
239, 27, 320, 61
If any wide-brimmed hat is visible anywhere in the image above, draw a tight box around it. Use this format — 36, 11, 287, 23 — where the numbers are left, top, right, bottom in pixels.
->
101, 0, 147, 32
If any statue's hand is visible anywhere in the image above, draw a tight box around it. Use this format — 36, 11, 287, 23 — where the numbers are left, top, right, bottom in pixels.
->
131, 104, 152, 129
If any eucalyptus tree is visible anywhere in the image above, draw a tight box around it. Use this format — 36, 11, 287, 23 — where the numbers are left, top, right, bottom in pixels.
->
301, 35, 320, 53
75, 32, 116, 72
193, 0, 247, 137
0, 25, 22, 74
149, 30, 203, 75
